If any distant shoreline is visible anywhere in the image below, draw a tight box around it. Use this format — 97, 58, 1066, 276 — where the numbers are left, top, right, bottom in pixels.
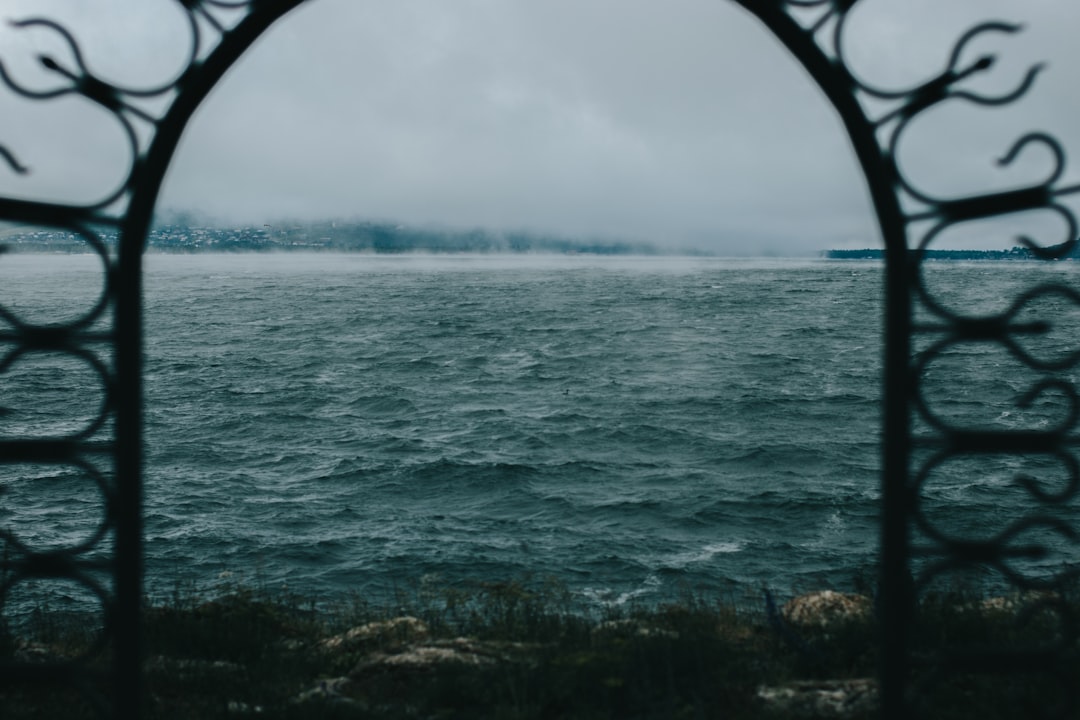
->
824, 247, 1057, 261
4, 221, 1069, 260
0, 222, 697, 256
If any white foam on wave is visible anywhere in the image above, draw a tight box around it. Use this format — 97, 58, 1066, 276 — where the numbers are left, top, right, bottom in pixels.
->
663, 541, 746, 569
798, 509, 848, 550
580, 573, 662, 607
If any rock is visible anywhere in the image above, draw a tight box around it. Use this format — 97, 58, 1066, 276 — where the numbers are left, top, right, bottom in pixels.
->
13, 641, 58, 664
592, 618, 679, 640
321, 616, 429, 653
145, 655, 245, 677
280, 637, 307, 651
351, 637, 537, 674
291, 676, 363, 708
969, 590, 1059, 616
225, 700, 264, 714
360, 644, 492, 669
782, 591, 872, 628
757, 678, 877, 718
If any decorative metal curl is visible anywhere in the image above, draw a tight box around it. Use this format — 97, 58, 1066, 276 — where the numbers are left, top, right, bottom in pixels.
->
0, 347, 114, 441
0, 2, 304, 717
915, 515, 1079, 590
912, 352, 1080, 434
0, 226, 112, 331
0, 458, 113, 556
737, 3, 1080, 718
0, 567, 112, 662
0, 2, 293, 219
0, 145, 28, 175
850, 23, 1043, 111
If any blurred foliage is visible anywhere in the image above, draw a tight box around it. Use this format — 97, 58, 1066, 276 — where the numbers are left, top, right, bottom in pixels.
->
0, 575, 1077, 719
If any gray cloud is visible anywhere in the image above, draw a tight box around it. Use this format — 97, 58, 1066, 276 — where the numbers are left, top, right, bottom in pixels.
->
0, 0, 1077, 254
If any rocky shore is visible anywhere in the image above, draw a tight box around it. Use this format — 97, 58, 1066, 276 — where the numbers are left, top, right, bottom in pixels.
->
1, 583, 1074, 718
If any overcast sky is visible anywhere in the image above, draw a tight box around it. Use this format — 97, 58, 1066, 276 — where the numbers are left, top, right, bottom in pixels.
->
0, 0, 1078, 254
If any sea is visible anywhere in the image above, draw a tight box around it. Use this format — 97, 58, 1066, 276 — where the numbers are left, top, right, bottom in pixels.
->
2, 253, 1079, 614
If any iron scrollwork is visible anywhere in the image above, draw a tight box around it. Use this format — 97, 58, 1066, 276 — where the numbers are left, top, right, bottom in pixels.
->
0, 2, 303, 716
734, 2, 1080, 717
0, 0, 1075, 717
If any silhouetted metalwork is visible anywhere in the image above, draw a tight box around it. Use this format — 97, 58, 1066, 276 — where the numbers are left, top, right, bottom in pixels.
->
0, 2, 304, 715
0, 1, 1075, 717
734, 4, 1080, 718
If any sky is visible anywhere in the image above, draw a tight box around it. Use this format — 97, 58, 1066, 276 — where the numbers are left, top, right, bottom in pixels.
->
0, 0, 1078, 255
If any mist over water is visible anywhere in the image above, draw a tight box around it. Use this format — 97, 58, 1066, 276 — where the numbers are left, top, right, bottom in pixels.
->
2, 253, 1078, 612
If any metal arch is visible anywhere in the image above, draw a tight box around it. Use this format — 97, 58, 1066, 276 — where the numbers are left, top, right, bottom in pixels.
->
732, 4, 1080, 718
0, 3, 305, 716
728, 7, 915, 714
0, 1, 1074, 717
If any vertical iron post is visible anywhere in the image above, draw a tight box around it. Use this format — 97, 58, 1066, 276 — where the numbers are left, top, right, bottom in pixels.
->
731, 5, 914, 713
112, 222, 143, 718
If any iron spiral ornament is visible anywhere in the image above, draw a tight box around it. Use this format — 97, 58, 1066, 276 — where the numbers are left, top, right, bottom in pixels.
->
0, 2, 305, 715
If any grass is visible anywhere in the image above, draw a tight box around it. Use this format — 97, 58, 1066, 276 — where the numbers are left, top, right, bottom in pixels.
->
1, 576, 1077, 718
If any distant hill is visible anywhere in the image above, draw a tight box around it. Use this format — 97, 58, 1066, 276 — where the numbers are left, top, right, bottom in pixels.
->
0, 220, 668, 255
241, 220, 664, 255
146, 221, 663, 255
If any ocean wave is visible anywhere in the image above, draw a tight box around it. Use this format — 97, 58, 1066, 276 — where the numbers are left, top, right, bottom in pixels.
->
5, 255, 1068, 612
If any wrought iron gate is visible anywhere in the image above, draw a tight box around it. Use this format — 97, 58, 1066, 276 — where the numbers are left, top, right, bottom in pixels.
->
0, 1, 1076, 717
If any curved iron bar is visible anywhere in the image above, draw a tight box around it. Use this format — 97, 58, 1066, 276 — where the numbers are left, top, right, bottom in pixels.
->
911, 338, 1080, 431
889, 33, 1080, 720
0, 457, 112, 557
733, 5, 918, 709
870, 18, 1080, 695
836, 21, 1034, 105
910, 450, 1079, 559
903, 132, 1066, 214
912, 470, 1079, 556
0, 23, 156, 210
0, 225, 112, 331
204, 0, 260, 8
0, 345, 114, 441
8, 15, 202, 99
891, 123, 1069, 218
0, 564, 112, 664
0, 3, 303, 717
1015, 378, 1080, 432
740, 2, 1080, 717
0, 0, 1075, 717
0, 145, 28, 175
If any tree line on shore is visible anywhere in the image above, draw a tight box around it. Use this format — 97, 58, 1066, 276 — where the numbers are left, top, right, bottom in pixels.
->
824, 245, 1074, 260
0, 218, 665, 255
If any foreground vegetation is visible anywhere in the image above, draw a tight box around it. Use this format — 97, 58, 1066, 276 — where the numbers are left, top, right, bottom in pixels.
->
1, 576, 1077, 718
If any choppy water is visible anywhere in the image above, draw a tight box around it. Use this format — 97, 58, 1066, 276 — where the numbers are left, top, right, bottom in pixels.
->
2, 253, 1079, 611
